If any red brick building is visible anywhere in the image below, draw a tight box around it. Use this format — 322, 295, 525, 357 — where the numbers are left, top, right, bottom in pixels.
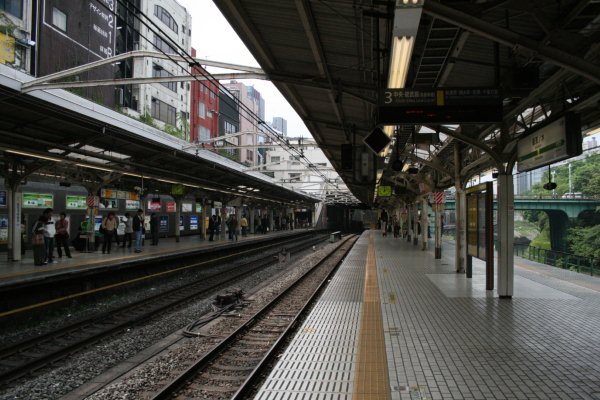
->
190, 48, 219, 144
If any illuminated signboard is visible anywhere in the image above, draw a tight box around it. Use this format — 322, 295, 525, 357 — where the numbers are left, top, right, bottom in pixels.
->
517, 112, 582, 172
379, 88, 502, 124
66, 195, 87, 210
23, 193, 53, 208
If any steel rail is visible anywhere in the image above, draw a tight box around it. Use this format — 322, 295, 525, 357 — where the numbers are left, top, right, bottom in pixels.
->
0, 234, 326, 386
150, 235, 357, 400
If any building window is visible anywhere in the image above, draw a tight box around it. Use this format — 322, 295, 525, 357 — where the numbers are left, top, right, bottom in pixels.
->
224, 121, 236, 135
151, 97, 176, 125
152, 64, 177, 92
0, 0, 22, 18
52, 7, 67, 32
198, 102, 205, 118
154, 5, 178, 34
209, 90, 216, 99
246, 150, 254, 161
199, 126, 211, 141
153, 34, 176, 54
271, 156, 280, 163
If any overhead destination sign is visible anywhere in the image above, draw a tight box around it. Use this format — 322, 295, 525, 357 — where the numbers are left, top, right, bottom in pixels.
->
517, 112, 582, 173
378, 88, 502, 124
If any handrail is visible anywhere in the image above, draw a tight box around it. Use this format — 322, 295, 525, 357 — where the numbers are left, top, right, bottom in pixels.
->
516, 245, 598, 276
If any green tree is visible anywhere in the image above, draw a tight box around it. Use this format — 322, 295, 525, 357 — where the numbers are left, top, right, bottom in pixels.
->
568, 224, 600, 260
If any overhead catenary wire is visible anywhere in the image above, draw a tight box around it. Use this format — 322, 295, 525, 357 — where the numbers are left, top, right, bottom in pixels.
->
97, 0, 333, 186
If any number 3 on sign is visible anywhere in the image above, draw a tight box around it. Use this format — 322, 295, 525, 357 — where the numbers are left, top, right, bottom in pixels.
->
384, 91, 392, 104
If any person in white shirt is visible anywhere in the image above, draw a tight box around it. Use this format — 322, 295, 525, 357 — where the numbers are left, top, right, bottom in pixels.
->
43, 208, 56, 263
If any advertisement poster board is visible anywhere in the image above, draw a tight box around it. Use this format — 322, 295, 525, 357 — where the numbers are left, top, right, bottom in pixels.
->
182, 203, 193, 212
159, 216, 169, 233
195, 202, 202, 213
0, 215, 8, 244
190, 215, 198, 230
125, 200, 140, 210
166, 202, 176, 213
23, 193, 53, 208
94, 216, 103, 232
99, 199, 118, 209
116, 215, 127, 236
148, 201, 161, 212
66, 195, 87, 210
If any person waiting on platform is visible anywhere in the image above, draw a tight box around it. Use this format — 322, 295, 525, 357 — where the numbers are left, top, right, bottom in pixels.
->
31, 216, 47, 266
208, 214, 218, 241
101, 212, 117, 254
122, 213, 133, 248
227, 213, 238, 241
240, 214, 248, 237
150, 213, 159, 245
133, 209, 144, 253
43, 208, 56, 263
55, 212, 72, 259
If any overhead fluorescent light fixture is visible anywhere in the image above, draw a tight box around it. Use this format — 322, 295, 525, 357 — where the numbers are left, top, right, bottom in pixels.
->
4, 149, 63, 163
388, 36, 414, 89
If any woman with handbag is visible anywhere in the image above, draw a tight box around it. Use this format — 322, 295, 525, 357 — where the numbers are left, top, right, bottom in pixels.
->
32, 216, 47, 266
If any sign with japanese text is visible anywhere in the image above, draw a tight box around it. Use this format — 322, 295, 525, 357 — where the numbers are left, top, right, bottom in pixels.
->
66, 195, 87, 209
517, 112, 582, 172
159, 216, 169, 233
22, 193, 53, 208
190, 215, 198, 230
379, 87, 502, 124
166, 202, 176, 213
0, 32, 15, 64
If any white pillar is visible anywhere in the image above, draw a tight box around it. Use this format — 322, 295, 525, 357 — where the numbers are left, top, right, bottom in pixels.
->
454, 144, 465, 273
407, 204, 412, 242
175, 198, 181, 242
497, 173, 514, 298
413, 203, 419, 246
456, 190, 466, 272
200, 199, 207, 240
435, 204, 442, 259
7, 187, 22, 261
421, 198, 428, 250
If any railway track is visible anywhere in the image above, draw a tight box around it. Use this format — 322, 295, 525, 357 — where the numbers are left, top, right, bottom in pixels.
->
149, 235, 357, 400
0, 234, 327, 387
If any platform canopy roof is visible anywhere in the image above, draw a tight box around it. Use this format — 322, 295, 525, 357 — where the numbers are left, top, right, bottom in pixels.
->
215, 0, 600, 206
0, 67, 319, 206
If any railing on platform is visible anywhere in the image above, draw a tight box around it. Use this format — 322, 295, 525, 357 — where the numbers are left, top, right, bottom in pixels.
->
515, 245, 599, 276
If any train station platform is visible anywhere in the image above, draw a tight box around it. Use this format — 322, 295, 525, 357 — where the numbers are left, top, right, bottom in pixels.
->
256, 231, 600, 400
0, 229, 313, 290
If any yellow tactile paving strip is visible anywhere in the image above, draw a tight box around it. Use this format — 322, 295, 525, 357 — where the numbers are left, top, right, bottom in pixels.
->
352, 232, 390, 400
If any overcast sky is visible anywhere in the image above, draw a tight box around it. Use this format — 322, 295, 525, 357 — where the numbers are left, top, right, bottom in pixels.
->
177, 0, 311, 138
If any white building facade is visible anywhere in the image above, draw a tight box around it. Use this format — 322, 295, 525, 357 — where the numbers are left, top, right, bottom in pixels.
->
126, 0, 192, 137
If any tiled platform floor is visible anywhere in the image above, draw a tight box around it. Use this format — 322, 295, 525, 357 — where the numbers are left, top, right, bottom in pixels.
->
0, 229, 310, 287
257, 231, 600, 400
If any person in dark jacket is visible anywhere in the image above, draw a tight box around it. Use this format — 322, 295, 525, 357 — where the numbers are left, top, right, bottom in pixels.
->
208, 214, 217, 241
133, 209, 144, 253
150, 213, 159, 245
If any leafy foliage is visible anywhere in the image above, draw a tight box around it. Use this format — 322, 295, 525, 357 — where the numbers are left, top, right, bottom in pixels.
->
528, 153, 600, 197
568, 225, 600, 261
